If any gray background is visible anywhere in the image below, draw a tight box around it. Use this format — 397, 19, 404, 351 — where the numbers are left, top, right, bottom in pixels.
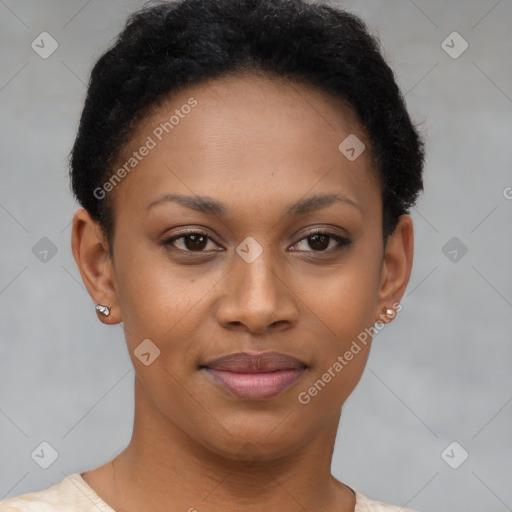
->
1, 1, 511, 511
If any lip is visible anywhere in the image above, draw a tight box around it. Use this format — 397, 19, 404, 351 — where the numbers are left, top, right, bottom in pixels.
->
200, 351, 308, 400
202, 351, 307, 372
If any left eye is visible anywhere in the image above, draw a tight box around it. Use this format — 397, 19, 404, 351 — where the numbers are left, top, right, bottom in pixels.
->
291, 232, 351, 252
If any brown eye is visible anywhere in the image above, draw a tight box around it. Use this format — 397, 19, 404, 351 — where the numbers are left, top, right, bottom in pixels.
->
291, 231, 351, 253
163, 231, 220, 252
308, 233, 330, 251
181, 234, 208, 251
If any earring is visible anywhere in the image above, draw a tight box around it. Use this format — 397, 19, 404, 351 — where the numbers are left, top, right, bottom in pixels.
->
385, 307, 394, 317
95, 304, 111, 316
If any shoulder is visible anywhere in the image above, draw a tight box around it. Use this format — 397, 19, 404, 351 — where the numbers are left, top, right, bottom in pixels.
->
0, 473, 112, 512
354, 489, 420, 512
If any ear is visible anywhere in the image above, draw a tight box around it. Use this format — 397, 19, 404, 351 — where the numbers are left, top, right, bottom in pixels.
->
71, 208, 121, 325
375, 214, 414, 324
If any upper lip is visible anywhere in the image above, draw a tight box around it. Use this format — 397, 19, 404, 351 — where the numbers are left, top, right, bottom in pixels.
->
200, 351, 308, 373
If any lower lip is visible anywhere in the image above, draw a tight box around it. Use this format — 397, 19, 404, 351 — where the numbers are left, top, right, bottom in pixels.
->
203, 367, 306, 400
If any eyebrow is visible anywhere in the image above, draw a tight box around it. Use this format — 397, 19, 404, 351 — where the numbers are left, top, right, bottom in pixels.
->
147, 192, 361, 216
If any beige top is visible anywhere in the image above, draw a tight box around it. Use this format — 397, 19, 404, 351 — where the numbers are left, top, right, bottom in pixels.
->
0, 473, 418, 511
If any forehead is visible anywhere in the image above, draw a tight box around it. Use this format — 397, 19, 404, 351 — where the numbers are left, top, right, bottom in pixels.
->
110, 72, 381, 221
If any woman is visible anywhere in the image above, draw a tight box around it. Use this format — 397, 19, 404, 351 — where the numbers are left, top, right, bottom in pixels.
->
0, 0, 425, 510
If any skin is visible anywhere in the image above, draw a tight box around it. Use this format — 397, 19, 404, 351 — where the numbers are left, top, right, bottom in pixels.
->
71, 72, 414, 512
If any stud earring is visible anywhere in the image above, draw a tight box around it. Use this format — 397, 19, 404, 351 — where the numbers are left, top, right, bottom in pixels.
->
95, 304, 111, 316
385, 307, 394, 317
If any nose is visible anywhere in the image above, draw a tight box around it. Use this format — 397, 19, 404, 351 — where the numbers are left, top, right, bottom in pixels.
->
215, 249, 299, 334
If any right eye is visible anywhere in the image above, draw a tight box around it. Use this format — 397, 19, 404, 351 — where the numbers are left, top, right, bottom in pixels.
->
162, 230, 223, 253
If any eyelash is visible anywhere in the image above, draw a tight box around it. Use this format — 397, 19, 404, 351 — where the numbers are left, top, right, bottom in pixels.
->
162, 228, 351, 256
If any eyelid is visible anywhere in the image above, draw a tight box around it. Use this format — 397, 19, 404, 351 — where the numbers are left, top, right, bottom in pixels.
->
296, 226, 347, 239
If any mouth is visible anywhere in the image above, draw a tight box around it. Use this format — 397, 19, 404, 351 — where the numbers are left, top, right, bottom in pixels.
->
199, 351, 308, 400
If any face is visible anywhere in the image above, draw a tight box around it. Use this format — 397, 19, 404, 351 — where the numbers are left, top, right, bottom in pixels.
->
73, 72, 413, 462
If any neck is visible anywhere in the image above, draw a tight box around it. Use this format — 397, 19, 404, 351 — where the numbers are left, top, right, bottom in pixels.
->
107, 376, 355, 512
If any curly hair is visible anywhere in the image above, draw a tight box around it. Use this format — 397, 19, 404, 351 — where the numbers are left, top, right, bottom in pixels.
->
69, 0, 425, 250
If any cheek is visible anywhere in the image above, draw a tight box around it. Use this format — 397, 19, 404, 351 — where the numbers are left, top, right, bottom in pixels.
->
305, 252, 381, 338
295, 248, 381, 402
296, 273, 377, 412
113, 243, 202, 343
113, 247, 228, 384
120, 276, 202, 341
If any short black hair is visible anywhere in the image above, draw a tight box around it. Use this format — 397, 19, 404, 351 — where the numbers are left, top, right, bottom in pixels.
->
69, 0, 425, 250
